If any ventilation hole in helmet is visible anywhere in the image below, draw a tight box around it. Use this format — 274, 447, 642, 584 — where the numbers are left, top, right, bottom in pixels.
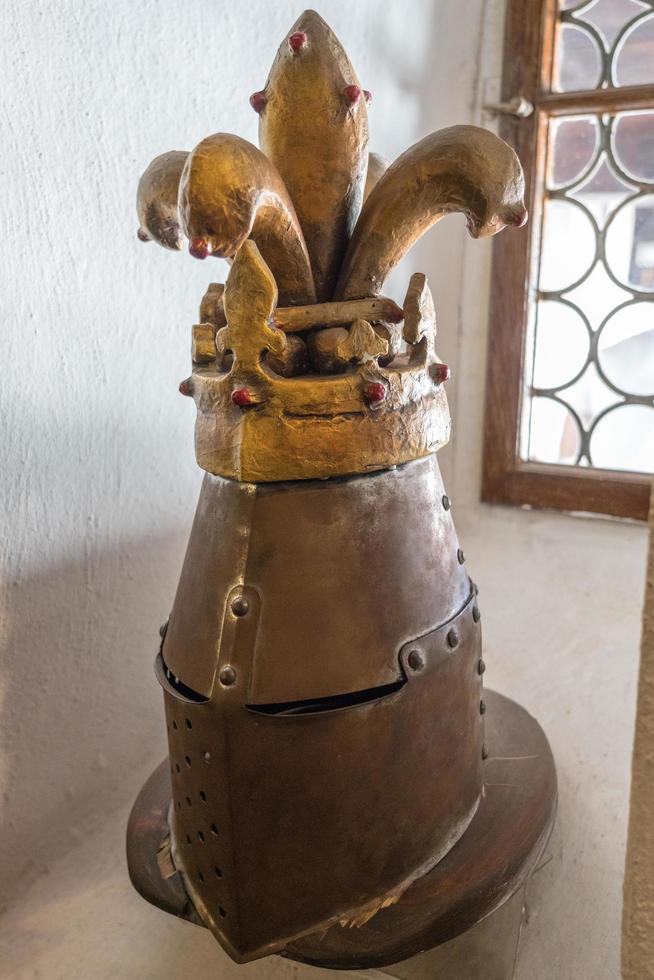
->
186, 834, 191, 845
198, 871, 204, 882
175, 763, 180, 773
219, 907, 227, 918
203, 751, 211, 763
185, 718, 192, 730
172, 720, 178, 731
214, 867, 223, 879
211, 824, 219, 836
200, 791, 207, 803
185, 756, 191, 767
176, 801, 181, 809
186, 797, 192, 807
198, 831, 205, 843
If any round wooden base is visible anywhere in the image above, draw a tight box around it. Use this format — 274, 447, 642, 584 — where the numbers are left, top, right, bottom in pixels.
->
127, 690, 556, 971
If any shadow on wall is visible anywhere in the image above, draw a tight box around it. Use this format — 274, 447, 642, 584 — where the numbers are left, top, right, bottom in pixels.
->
0, 527, 191, 911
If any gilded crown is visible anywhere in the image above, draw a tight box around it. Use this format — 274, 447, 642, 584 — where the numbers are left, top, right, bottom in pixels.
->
182, 242, 451, 482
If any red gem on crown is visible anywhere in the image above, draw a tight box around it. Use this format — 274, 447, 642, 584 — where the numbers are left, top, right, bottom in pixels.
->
232, 387, 254, 407
431, 363, 451, 385
363, 382, 387, 404
179, 378, 194, 397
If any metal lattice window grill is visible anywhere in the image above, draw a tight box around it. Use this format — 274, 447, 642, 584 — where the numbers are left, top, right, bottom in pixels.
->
523, 0, 654, 474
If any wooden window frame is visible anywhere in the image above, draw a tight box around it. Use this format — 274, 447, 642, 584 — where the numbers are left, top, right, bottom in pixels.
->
481, 0, 653, 521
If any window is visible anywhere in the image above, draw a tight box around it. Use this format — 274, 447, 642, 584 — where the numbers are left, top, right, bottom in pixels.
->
482, 0, 654, 520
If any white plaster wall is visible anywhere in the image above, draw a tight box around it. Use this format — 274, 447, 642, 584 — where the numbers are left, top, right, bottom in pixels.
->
0, 1, 648, 979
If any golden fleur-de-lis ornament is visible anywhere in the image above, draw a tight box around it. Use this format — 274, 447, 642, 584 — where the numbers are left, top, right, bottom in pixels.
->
136, 9, 526, 308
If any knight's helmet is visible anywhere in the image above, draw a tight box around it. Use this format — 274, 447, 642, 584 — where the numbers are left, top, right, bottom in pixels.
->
127, 11, 556, 970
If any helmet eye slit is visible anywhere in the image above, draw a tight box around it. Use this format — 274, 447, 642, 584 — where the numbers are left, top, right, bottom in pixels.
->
246, 678, 405, 717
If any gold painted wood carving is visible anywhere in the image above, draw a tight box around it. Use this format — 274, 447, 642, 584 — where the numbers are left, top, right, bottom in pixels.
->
179, 134, 315, 305
307, 318, 388, 374
137, 150, 188, 250
255, 10, 369, 301
187, 241, 450, 482
364, 152, 388, 203
136, 9, 527, 482
337, 126, 527, 299
198, 285, 404, 335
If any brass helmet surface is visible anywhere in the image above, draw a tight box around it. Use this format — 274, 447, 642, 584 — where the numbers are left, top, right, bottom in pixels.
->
159, 456, 483, 962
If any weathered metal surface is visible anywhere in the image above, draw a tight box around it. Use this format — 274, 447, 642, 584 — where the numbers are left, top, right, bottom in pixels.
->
162, 455, 470, 704
160, 587, 483, 963
158, 452, 481, 964
161, 474, 256, 699
126, 690, 557, 968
